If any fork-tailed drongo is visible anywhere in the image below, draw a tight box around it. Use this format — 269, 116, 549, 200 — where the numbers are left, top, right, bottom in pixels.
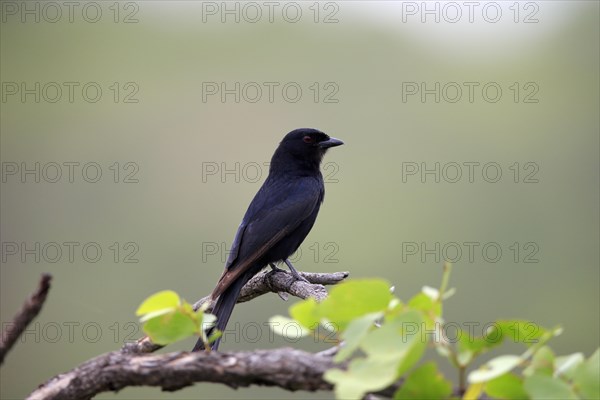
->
192, 128, 343, 351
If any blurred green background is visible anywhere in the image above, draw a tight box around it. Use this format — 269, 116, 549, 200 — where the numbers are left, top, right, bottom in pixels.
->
1, 1, 598, 398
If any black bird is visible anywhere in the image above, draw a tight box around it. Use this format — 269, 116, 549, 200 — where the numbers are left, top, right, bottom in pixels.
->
193, 128, 343, 351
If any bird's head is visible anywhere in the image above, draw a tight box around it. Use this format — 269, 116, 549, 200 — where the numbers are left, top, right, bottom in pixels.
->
271, 128, 343, 172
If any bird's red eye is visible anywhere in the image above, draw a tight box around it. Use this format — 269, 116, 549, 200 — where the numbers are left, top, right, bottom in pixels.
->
303, 136, 313, 143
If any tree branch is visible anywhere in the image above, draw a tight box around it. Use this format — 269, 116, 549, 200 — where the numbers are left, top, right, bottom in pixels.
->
0, 273, 52, 365
28, 270, 351, 399
194, 269, 349, 311
27, 347, 336, 400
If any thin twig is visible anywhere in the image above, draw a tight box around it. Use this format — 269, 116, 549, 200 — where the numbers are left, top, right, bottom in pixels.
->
0, 273, 52, 365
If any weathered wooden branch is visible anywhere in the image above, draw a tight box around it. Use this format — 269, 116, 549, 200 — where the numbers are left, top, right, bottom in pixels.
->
27, 347, 337, 400
194, 269, 350, 311
0, 273, 52, 365
27, 269, 352, 399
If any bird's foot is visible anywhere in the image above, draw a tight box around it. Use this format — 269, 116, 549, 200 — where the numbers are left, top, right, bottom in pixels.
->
284, 259, 310, 283
268, 264, 290, 301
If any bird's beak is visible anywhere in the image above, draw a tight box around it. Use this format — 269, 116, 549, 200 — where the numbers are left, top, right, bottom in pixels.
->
318, 137, 344, 148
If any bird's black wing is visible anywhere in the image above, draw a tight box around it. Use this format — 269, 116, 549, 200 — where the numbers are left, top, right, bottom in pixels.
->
212, 177, 322, 298
225, 222, 247, 270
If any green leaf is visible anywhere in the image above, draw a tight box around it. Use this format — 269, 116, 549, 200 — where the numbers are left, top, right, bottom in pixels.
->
325, 357, 400, 400
360, 311, 421, 357
485, 373, 528, 400
407, 292, 441, 318
325, 310, 426, 399
457, 349, 474, 366
200, 313, 217, 343
136, 290, 180, 316
268, 315, 311, 338
524, 373, 578, 399
494, 320, 547, 346
142, 308, 199, 345
361, 310, 426, 376
394, 362, 452, 399
318, 279, 393, 330
459, 320, 550, 361
335, 312, 382, 362
468, 355, 522, 383
136, 291, 204, 345
524, 346, 555, 376
289, 297, 320, 329
458, 328, 504, 357
554, 352, 584, 379
421, 286, 440, 301
573, 348, 600, 399
206, 327, 222, 344
201, 312, 217, 331
397, 334, 428, 377
138, 308, 176, 323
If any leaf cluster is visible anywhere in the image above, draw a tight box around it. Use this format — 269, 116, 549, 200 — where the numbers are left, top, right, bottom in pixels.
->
269, 265, 599, 399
